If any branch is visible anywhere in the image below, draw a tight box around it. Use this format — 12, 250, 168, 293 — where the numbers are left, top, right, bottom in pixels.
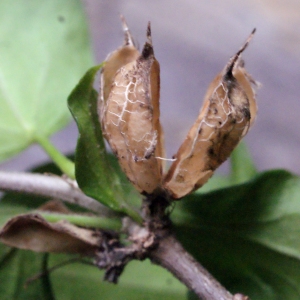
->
0, 171, 110, 215
149, 234, 249, 300
0, 172, 249, 299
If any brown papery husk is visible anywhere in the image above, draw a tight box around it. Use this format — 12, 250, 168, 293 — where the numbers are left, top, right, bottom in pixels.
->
98, 19, 140, 133
163, 52, 257, 199
101, 25, 164, 195
100, 46, 140, 106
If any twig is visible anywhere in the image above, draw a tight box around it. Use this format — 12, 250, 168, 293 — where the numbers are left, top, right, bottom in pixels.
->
0, 171, 110, 215
0, 171, 249, 299
149, 234, 249, 300
142, 195, 249, 300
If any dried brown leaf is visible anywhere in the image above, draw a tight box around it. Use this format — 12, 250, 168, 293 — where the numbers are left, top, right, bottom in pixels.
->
0, 202, 103, 255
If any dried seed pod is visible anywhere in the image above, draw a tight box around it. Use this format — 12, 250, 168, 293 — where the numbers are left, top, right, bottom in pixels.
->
99, 16, 140, 121
100, 23, 164, 194
163, 30, 257, 199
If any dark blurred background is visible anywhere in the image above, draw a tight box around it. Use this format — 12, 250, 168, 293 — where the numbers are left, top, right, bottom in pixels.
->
1, 0, 300, 175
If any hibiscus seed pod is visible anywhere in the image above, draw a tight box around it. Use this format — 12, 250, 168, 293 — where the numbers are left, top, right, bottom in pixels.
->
99, 16, 140, 126
163, 29, 257, 199
100, 22, 164, 195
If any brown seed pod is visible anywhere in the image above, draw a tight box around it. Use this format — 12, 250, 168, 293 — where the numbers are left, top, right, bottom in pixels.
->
99, 16, 140, 123
163, 29, 257, 199
100, 22, 164, 194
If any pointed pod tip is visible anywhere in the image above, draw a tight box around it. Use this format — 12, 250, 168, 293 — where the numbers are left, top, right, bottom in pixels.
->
120, 15, 135, 46
146, 22, 152, 45
237, 28, 256, 58
140, 22, 154, 59
225, 28, 256, 77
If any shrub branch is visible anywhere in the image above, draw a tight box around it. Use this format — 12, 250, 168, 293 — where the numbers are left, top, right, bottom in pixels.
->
0, 171, 109, 215
150, 233, 249, 300
0, 171, 249, 299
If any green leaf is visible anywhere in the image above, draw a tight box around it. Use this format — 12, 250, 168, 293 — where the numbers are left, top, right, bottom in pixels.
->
105, 154, 142, 210
193, 174, 231, 194
67, 65, 117, 206
0, 245, 187, 300
0, 247, 55, 300
229, 142, 257, 184
49, 256, 188, 300
68, 66, 142, 222
173, 170, 300, 299
0, 0, 93, 162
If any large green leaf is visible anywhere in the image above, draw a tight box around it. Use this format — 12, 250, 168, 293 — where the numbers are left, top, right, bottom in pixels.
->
0, 245, 187, 300
229, 142, 257, 185
50, 256, 187, 300
105, 154, 142, 210
0, 0, 93, 162
68, 65, 117, 207
173, 170, 300, 299
0, 247, 54, 300
68, 66, 141, 222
